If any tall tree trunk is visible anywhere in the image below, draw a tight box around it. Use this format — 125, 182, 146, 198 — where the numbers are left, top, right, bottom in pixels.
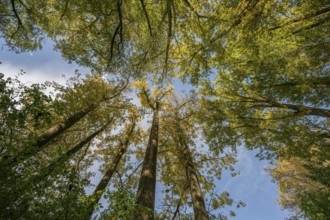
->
4, 81, 128, 166
36, 105, 97, 148
134, 102, 159, 220
87, 122, 136, 217
33, 78, 128, 153
6, 105, 97, 165
178, 128, 208, 220
35, 119, 113, 183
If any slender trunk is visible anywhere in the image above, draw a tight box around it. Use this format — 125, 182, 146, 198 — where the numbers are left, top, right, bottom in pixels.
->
36, 106, 96, 148
87, 122, 136, 217
35, 78, 128, 151
134, 102, 159, 220
6, 105, 96, 165
36, 119, 113, 182
4, 80, 128, 166
179, 135, 208, 220
175, 119, 208, 220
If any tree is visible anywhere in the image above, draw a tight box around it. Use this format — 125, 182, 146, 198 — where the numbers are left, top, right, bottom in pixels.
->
268, 145, 330, 220
133, 81, 174, 220
1, 0, 329, 219
173, 105, 208, 220
157, 94, 241, 219
33, 118, 115, 185
1, 73, 128, 166
0, 73, 131, 219
88, 117, 138, 217
0, 0, 45, 51
198, 0, 330, 218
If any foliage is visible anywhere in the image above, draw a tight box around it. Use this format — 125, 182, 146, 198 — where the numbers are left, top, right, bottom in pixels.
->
0, 0, 329, 219
268, 145, 330, 220
99, 188, 139, 220
0, 71, 63, 170
0, 72, 131, 219
194, 2, 330, 218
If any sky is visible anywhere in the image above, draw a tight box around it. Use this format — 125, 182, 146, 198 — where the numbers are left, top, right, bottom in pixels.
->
0, 38, 291, 220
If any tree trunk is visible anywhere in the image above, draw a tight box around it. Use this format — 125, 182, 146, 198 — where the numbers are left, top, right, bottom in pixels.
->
34, 78, 128, 152
87, 122, 136, 217
134, 102, 159, 220
36, 106, 96, 148
6, 105, 97, 165
4, 81, 128, 166
36, 119, 113, 182
179, 135, 209, 220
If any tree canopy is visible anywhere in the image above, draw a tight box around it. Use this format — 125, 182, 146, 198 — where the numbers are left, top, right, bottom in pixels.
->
0, 0, 329, 219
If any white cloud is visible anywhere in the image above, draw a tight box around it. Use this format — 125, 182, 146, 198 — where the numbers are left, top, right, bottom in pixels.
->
0, 62, 68, 85
0, 39, 90, 85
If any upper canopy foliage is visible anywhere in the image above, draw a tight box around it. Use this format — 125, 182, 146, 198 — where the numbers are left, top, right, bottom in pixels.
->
1, 0, 328, 82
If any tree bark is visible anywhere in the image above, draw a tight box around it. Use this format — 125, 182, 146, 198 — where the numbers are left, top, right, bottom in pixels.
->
36, 119, 113, 182
5, 80, 128, 166
178, 132, 208, 220
6, 105, 97, 166
36, 105, 96, 148
134, 101, 159, 220
87, 122, 136, 217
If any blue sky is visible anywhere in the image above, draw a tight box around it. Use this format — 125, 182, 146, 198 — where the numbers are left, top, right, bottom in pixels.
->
223, 147, 290, 220
0, 39, 290, 219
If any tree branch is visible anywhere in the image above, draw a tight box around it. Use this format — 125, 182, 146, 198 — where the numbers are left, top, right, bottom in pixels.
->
270, 6, 330, 31
10, 0, 24, 31
140, 0, 153, 36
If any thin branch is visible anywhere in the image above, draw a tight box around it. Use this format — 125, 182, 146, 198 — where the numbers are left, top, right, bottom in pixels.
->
179, 0, 261, 70
126, 160, 143, 182
76, 142, 92, 172
60, 0, 70, 19
293, 15, 330, 34
270, 6, 330, 31
158, 87, 173, 101
183, 0, 210, 18
163, 0, 173, 82
171, 202, 181, 220
140, 0, 153, 36
17, 0, 31, 13
115, 170, 124, 189
10, 0, 24, 30
141, 89, 155, 110
256, 77, 330, 89
109, 23, 121, 64
117, 0, 123, 44
230, 94, 330, 118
